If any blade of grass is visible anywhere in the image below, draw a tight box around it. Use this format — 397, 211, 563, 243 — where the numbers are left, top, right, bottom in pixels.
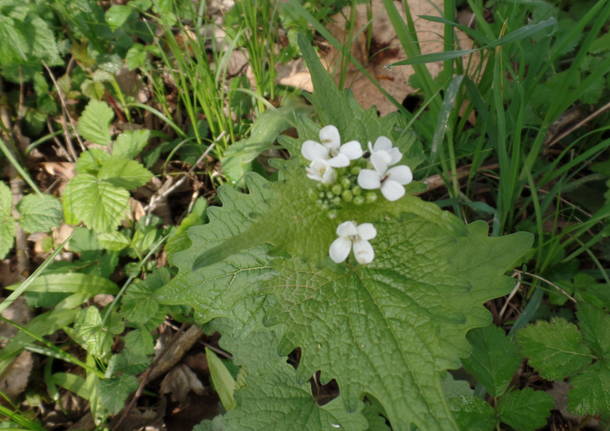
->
0, 233, 71, 315
0, 139, 41, 196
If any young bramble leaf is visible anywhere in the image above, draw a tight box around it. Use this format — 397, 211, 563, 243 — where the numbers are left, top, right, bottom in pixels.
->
17, 193, 63, 233
448, 396, 495, 431
567, 361, 610, 416
63, 174, 129, 232
442, 374, 495, 431
516, 318, 593, 380
0, 180, 15, 259
105, 4, 133, 31
78, 100, 114, 146
67, 306, 113, 359
462, 325, 522, 397
98, 157, 153, 190
94, 374, 138, 417
497, 388, 554, 431
75, 149, 112, 175
112, 129, 150, 159
576, 304, 610, 358
97, 231, 130, 251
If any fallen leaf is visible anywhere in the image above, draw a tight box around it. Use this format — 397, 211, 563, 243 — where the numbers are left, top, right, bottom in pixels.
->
280, 0, 478, 115
160, 364, 205, 404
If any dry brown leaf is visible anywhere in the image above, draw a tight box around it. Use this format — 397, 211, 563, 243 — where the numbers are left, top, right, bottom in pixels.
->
0, 298, 33, 400
279, 0, 477, 115
160, 364, 205, 404
41, 162, 75, 182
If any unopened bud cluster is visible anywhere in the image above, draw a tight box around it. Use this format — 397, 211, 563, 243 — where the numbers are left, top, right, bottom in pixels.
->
307, 166, 379, 219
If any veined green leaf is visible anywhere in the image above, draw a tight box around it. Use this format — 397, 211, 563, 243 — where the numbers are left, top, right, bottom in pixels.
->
462, 325, 522, 397
98, 157, 153, 190
77, 100, 114, 146
497, 388, 554, 431
568, 361, 610, 416
112, 129, 150, 159
63, 174, 129, 232
158, 171, 532, 430
17, 194, 63, 233
517, 318, 593, 380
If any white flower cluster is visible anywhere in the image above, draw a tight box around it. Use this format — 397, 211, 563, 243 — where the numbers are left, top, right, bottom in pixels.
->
301, 125, 413, 265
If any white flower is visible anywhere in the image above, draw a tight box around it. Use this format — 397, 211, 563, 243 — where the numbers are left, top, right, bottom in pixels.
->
358, 164, 413, 201
306, 159, 337, 185
329, 221, 377, 264
301, 125, 363, 168
368, 136, 402, 172
357, 136, 412, 201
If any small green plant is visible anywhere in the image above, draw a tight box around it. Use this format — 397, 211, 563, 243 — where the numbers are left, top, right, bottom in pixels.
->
155, 37, 533, 430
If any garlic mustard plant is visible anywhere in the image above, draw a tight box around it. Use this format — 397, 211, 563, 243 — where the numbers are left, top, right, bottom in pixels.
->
329, 221, 377, 264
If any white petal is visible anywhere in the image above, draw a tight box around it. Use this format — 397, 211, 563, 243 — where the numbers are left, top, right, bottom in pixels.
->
301, 140, 329, 161
306, 169, 321, 182
388, 148, 403, 165
329, 237, 352, 263
381, 180, 406, 201
357, 223, 377, 241
327, 153, 350, 168
373, 136, 392, 151
358, 169, 381, 190
386, 165, 413, 185
370, 151, 391, 173
353, 239, 374, 264
340, 141, 363, 160
319, 125, 340, 151
336, 221, 358, 237
321, 166, 337, 184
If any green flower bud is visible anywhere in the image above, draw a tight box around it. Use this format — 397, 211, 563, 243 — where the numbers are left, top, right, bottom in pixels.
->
340, 177, 351, 188
331, 184, 343, 195
352, 186, 362, 196
350, 166, 361, 175
327, 210, 338, 220
326, 192, 334, 199
341, 190, 353, 202
318, 192, 326, 199
353, 196, 365, 206
365, 192, 378, 203
331, 197, 342, 206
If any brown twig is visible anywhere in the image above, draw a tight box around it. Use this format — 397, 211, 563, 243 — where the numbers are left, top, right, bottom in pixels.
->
418, 163, 499, 194
144, 140, 217, 214
111, 325, 204, 431
546, 100, 610, 148
43, 63, 83, 159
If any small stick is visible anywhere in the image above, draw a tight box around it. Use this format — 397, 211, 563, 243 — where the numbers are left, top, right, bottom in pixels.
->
144, 139, 218, 214
43, 63, 84, 156
546, 100, 610, 148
